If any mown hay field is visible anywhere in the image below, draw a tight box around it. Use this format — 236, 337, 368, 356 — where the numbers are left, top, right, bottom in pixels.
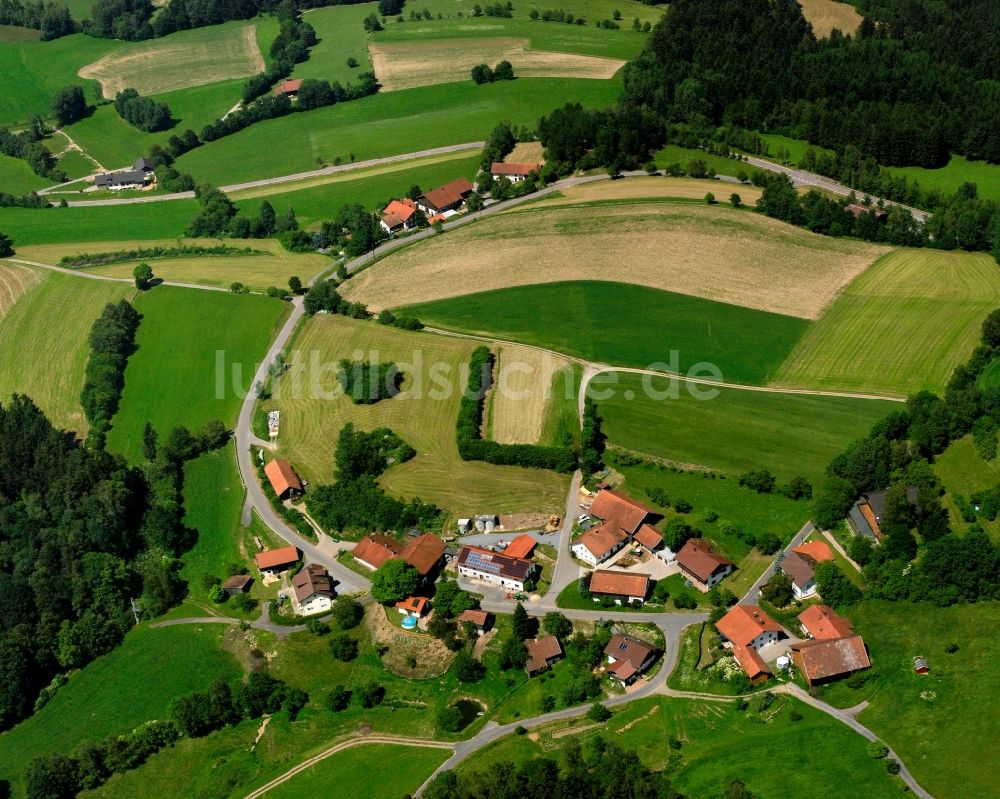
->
0, 261, 41, 318
345, 188, 888, 319
773, 249, 1000, 396
369, 37, 624, 91
598, 371, 898, 483
78, 22, 265, 98
487, 344, 574, 444
530, 176, 765, 206
266, 314, 569, 514
799, 0, 863, 36
0, 269, 133, 433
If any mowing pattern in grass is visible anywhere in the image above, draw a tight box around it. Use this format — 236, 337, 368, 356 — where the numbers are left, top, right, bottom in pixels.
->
0, 269, 133, 432
932, 435, 1000, 541
267, 314, 569, 514
457, 695, 905, 799
0, 625, 240, 799
0, 261, 41, 318
175, 78, 623, 185
402, 281, 809, 386
774, 249, 1000, 396
260, 743, 449, 798
352, 196, 885, 320
106, 286, 286, 462
599, 372, 898, 483
78, 22, 265, 98
540, 361, 581, 448
837, 601, 1000, 799
488, 344, 573, 445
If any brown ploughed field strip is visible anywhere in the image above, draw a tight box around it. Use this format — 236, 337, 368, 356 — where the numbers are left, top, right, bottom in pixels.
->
368, 37, 625, 91
343, 179, 889, 319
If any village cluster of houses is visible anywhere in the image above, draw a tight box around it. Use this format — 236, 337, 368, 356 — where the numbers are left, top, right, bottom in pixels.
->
521, 629, 660, 687
715, 602, 871, 687
378, 161, 540, 235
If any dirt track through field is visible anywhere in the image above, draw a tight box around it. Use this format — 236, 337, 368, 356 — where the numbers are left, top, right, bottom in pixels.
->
344, 189, 889, 320
0, 262, 41, 320
369, 37, 624, 91
79, 24, 265, 98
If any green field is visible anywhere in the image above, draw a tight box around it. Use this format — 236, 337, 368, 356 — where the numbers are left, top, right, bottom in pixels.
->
599, 372, 898, 483
295, 3, 376, 87
824, 601, 1000, 799
0, 201, 197, 246
263, 743, 449, 798
55, 147, 97, 179
886, 154, 1000, 203
774, 249, 1000, 396
757, 133, 834, 164
933, 435, 1000, 540
0, 23, 41, 41
653, 145, 748, 178
267, 314, 569, 516
403, 281, 810, 385
455, 694, 905, 799
177, 78, 623, 184
0, 152, 55, 194
0, 268, 133, 432
106, 286, 287, 461
0, 625, 241, 799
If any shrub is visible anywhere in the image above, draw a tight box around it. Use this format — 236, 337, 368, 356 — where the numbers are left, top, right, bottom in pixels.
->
355, 682, 384, 708
437, 705, 464, 732
945, 642, 959, 653
453, 650, 486, 683
739, 469, 776, 493
586, 702, 611, 722
748, 691, 774, 713
333, 596, 363, 629
515, 725, 527, 735
886, 759, 901, 775
328, 634, 358, 662
867, 741, 889, 759
790, 710, 803, 721
673, 594, 697, 609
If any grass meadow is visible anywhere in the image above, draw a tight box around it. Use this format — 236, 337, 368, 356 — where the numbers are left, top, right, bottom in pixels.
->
261, 744, 449, 799
295, 3, 375, 86
774, 249, 1000, 396
0, 152, 56, 193
0, 202, 197, 245
402, 281, 810, 386
176, 78, 623, 184
106, 286, 287, 461
266, 314, 569, 516
598, 372, 899, 483
0, 625, 241, 799
653, 145, 748, 178
886, 154, 1000, 203
456, 694, 906, 799
932, 435, 1000, 541
0, 268, 133, 433
0, 260, 41, 317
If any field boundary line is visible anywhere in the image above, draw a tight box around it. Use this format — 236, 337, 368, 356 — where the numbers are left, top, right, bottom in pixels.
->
241, 734, 453, 799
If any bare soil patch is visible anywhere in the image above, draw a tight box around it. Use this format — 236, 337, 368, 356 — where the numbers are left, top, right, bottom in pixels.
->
799, 0, 863, 36
344, 193, 889, 320
366, 605, 456, 678
369, 37, 624, 91
79, 24, 265, 98
0, 263, 41, 320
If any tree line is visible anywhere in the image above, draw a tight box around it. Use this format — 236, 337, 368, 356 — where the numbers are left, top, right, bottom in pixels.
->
79, 300, 141, 446
456, 347, 577, 472
58, 243, 265, 269
0, 0, 73, 38
0, 125, 63, 182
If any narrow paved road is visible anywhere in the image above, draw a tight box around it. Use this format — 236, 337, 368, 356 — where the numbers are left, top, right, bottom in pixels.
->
739, 521, 814, 604
149, 601, 309, 636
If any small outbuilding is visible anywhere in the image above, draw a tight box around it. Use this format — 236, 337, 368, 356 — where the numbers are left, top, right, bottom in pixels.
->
222, 574, 253, 596
255, 545, 300, 576
503, 534, 537, 560
264, 459, 303, 500
458, 609, 494, 635
275, 78, 302, 96
525, 635, 563, 675
913, 656, 930, 675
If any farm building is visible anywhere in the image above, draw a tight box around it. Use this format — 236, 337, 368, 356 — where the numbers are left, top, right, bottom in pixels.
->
458, 609, 493, 635
778, 551, 818, 599
588, 570, 650, 605
716, 605, 786, 684
588, 489, 656, 537
798, 604, 855, 640
94, 169, 151, 191
395, 596, 430, 618
848, 487, 918, 540
503, 534, 538, 560
490, 162, 540, 183
292, 564, 334, 615
675, 538, 735, 589
417, 177, 474, 215
255, 545, 300, 576
275, 79, 302, 96
397, 533, 447, 580
380, 198, 418, 234
525, 635, 563, 675
792, 540, 835, 563
457, 545, 536, 591
633, 524, 666, 557
264, 459, 303, 500
732, 643, 771, 685
352, 534, 403, 570
572, 522, 627, 566
222, 575, 252, 596
604, 633, 658, 686
790, 635, 871, 686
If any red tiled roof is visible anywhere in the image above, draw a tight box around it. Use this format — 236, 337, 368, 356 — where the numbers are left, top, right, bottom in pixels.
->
275, 79, 302, 94
732, 644, 771, 680
398, 533, 445, 576
798, 604, 855, 640
860, 502, 882, 539
504, 534, 537, 560
676, 538, 734, 584
792, 541, 835, 563
381, 198, 417, 229
715, 605, 784, 648
352, 534, 402, 569
264, 459, 302, 496
395, 596, 429, 615
589, 569, 649, 599
633, 524, 663, 550
421, 177, 474, 210
458, 609, 491, 626
255, 545, 300, 570
491, 162, 539, 176
292, 564, 333, 602
575, 521, 626, 558
588, 489, 654, 535
791, 635, 870, 684
525, 635, 563, 673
